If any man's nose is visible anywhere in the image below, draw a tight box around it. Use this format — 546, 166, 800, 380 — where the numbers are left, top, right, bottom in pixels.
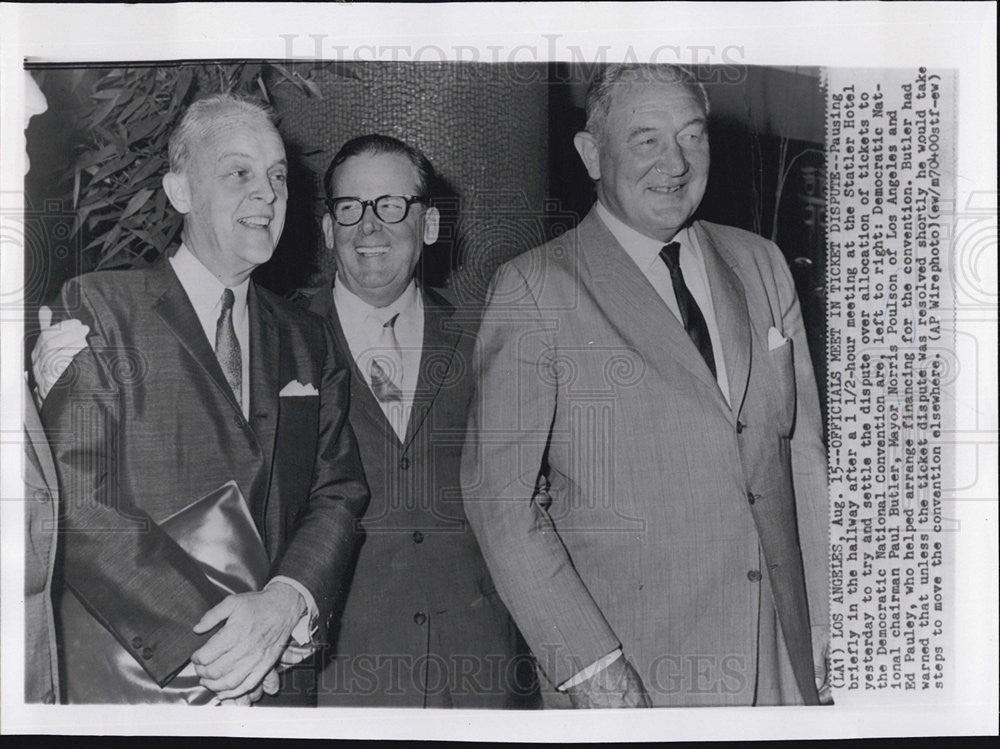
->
358, 202, 381, 234
655, 142, 689, 177
251, 173, 277, 203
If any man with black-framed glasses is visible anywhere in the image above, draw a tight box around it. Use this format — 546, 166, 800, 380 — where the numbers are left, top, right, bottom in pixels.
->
294, 134, 538, 708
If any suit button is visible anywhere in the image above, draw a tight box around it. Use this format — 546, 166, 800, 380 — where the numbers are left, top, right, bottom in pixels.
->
736, 420, 746, 434
141, 647, 154, 660
399, 456, 410, 470
747, 492, 757, 505
413, 611, 427, 626
747, 570, 762, 582
233, 415, 242, 428
412, 531, 424, 544
131, 636, 143, 649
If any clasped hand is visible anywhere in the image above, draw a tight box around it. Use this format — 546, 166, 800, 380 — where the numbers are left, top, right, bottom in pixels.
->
191, 582, 305, 702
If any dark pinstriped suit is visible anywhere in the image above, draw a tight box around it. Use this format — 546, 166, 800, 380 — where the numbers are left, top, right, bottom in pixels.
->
299, 283, 537, 708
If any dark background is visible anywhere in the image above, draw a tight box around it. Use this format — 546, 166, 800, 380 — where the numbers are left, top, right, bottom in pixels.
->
24, 61, 826, 410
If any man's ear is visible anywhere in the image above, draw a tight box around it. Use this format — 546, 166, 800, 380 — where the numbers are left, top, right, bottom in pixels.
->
573, 131, 602, 181
321, 213, 336, 250
162, 171, 192, 215
422, 205, 440, 247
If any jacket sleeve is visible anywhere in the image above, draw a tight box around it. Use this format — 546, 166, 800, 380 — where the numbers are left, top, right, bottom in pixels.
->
460, 262, 620, 688
40, 277, 225, 687
271, 318, 370, 640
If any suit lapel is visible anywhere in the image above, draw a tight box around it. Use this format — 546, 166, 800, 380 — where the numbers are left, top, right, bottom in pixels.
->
309, 284, 398, 445
248, 283, 280, 489
695, 222, 753, 416
578, 209, 724, 400
402, 288, 461, 449
147, 260, 242, 417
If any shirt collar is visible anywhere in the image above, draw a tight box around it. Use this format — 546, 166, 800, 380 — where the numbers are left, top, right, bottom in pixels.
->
332, 275, 420, 327
594, 200, 699, 270
170, 243, 250, 320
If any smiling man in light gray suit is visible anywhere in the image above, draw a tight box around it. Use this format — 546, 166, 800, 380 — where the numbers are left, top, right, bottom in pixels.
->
461, 64, 829, 708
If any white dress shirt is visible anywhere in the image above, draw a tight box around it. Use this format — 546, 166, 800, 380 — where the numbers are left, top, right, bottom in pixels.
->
558, 205, 733, 693
595, 201, 730, 404
333, 276, 424, 442
169, 245, 316, 666
170, 245, 251, 416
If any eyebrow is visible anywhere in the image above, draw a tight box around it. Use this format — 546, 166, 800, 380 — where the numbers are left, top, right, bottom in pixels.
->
626, 117, 707, 138
678, 117, 708, 131
627, 126, 659, 138
217, 151, 251, 162
216, 152, 288, 168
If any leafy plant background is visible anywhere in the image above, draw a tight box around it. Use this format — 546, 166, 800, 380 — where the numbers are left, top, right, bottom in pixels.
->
66, 62, 321, 271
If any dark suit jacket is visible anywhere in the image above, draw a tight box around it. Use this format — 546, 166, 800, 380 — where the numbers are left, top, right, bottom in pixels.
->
299, 283, 536, 708
24, 385, 60, 703
462, 209, 828, 706
41, 258, 369, 698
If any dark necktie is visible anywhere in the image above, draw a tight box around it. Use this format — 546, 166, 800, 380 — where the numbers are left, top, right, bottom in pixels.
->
369, 313, 403, 403
215, 288, 242, 406
659, 241, 717, 378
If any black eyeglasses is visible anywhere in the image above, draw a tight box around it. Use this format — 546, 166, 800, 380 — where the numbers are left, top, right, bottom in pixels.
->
326, 195, 427, 226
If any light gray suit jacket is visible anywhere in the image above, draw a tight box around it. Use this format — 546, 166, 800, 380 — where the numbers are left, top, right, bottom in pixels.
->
461, 208, 828, 706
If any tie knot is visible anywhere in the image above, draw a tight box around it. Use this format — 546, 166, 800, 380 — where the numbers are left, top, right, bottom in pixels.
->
659, 241, 682, 272
220, 287, 236, 311
368, 311, 399, 331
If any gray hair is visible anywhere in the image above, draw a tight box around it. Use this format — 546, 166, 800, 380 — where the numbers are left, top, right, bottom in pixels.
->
168, 93, 278, 173
584, 64, 710, 142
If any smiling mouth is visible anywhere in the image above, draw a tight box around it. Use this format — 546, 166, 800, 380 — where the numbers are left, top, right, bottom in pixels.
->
238, 216, 272, 229
647, 184, 684, 194
355, 245, 391, 257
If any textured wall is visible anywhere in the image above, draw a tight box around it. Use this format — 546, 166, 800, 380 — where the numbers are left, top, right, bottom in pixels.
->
271, 62, 549, 304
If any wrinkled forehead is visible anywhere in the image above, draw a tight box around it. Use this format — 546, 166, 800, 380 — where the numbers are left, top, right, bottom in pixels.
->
331, 151, 422, 194
190, 112, 284, 164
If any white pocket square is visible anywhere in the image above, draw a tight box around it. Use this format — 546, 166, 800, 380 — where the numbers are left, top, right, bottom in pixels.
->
279, 380, 318, 397
767, 326, 790, 351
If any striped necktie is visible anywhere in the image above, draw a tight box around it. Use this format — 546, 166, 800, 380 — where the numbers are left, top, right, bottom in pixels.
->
214, 288, 242, 405
369, 312, 403, 402
659, 241, 717, 378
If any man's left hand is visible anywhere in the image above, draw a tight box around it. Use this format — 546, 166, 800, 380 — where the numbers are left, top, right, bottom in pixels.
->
812, 625, 832, 705
191, 583, 305, 701
216, 669, 281, 706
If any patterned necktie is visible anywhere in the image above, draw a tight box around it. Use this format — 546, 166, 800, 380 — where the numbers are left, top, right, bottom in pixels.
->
369, 313, 403, 403
215, 288, 242, 405
659, 241, 717, 378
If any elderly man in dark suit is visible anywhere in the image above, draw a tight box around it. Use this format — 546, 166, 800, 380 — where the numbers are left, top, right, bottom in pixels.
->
37, 93, 369, 704
296, 134, 537, 707
462, 64, 830, 708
